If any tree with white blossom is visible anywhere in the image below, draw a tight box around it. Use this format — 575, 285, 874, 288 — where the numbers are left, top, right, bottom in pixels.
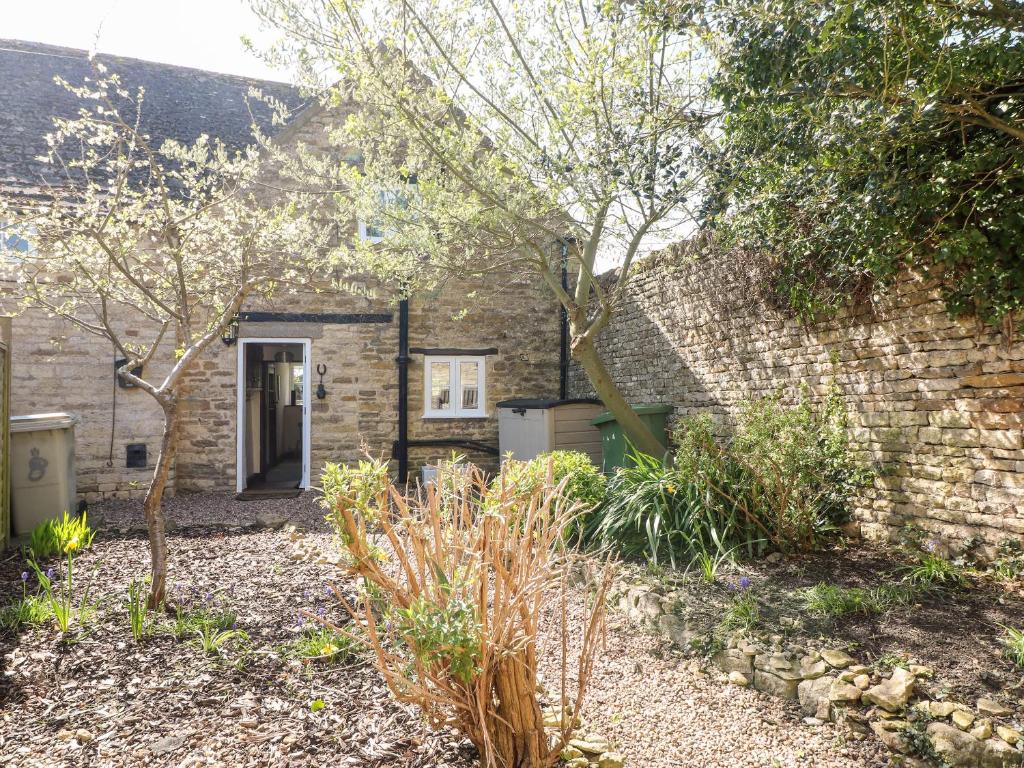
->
251, 0, 717, 456
0, 68, 332, 606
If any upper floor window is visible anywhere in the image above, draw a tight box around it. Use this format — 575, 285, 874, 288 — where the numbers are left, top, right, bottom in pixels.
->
423, 355, 486, 418
0, 221, 35, 261
358, 178, 418, 244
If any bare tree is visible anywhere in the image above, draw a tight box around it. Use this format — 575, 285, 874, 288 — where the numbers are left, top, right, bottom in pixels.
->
0, 69, 331, 606
251, 0, 717, 456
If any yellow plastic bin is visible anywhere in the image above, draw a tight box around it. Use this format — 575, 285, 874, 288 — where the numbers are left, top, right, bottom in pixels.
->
10, 413, 78, 536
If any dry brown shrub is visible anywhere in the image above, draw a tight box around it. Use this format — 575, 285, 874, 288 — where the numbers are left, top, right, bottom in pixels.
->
320, 456, 611, 768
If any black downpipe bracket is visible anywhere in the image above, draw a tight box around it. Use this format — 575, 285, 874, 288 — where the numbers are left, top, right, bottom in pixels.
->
396, 298, 410, 483
559, 240, 570, 400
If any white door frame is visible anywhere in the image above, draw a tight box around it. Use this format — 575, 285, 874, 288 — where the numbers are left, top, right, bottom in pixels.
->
235, 337, 312, 493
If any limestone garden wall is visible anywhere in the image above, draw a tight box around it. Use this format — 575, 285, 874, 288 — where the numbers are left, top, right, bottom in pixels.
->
568, 244, 1024, 549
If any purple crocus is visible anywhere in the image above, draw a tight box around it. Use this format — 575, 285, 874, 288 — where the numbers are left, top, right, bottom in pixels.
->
296, 612, 305, 628
45, 567, 54, 580
203, 591, 213, 603
231, 621, 238, 630
739, 576, 752, 590
324, 585, 333, 596
20, 571, 28, 582
316, 606, 326, 617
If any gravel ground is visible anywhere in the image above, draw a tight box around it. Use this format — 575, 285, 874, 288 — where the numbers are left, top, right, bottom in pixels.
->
537, 588, 887, 768
1, 493, 888, 767
91, 491, 329, 532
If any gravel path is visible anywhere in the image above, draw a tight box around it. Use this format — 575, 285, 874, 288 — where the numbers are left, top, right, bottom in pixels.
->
2, 493, 888, 767
541, 613, 886, 767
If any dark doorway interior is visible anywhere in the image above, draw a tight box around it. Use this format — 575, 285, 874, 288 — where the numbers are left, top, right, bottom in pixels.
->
241, 342, 304, 495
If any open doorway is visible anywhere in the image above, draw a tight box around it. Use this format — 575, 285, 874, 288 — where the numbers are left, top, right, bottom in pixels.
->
236, 338, 310, 496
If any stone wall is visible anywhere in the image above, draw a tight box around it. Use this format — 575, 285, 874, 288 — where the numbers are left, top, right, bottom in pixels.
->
173, 269, 560, 493
1, 267, 560, 499
568, 244, 1024, 547
0, 98, 563, 501
0, 303, 170, 502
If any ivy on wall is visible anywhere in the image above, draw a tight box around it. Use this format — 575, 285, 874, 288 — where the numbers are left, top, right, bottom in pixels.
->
696, 0, 1024, 332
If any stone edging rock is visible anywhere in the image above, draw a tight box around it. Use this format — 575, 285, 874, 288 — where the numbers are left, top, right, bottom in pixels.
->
609, 579, 1023, 768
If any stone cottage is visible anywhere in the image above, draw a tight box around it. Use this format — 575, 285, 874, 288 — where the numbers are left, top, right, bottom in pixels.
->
0, 40, 565, 502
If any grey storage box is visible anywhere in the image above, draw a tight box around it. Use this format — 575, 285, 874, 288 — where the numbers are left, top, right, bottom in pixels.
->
10, 412, 79, 535
496, 398, 603, 465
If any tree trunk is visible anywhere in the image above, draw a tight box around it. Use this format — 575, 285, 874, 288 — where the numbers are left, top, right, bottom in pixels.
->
143, 398, 179, 608
486, 650, 550, 768
572, 335, 666, 459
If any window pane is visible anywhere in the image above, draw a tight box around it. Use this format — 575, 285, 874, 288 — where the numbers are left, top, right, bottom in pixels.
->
460, 361, 479, 410
430, 362, 451, 411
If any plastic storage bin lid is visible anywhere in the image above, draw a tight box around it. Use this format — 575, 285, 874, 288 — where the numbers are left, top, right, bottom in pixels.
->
10, 412, 80, 432
590, 403, 672, 427
496, 398, 602, 409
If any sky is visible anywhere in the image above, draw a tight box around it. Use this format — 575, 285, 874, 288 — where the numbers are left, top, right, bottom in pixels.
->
2, 0, 290, 82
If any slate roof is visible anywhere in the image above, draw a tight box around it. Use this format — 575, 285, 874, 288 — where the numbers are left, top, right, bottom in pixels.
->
0, 39, 309, 197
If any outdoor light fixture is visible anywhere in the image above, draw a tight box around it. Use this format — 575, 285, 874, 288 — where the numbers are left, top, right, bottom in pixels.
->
316, 363, 328, 399
221, 316, 239, 346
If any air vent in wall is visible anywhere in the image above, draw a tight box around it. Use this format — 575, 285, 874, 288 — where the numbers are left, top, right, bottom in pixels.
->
126, 443, 147, 468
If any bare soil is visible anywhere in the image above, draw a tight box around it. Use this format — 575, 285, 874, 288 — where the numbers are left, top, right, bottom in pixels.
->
649, 542, 1024, 700
0, 497, 476, 768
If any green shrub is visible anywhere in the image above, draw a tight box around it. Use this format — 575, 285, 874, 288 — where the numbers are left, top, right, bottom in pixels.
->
671, 386, 870, 554
291, 625, 363, 663
1001, 626, 1024, 669
499, 451, 605, 541
591, 450, 763, 569
320, 458, 392, 530
27, 510, 96, 560
728, 385, 871, 550
393, 594, 482, 684
500, 451, 605, 510
591, 387, 867, 567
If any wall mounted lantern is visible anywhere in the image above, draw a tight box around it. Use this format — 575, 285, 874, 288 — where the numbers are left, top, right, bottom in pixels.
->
221, 316, 239, 346
316, 363, 328, 399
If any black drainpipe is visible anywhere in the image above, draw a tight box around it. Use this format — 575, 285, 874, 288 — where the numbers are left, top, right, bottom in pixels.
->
559, 240, 570, 400
396, 297, 410, 483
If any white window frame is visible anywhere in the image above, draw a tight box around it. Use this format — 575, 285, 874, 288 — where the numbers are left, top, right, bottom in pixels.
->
423, 355, 487, 419
357, 181, 418, 244
357, 218, 384, 244
0, 220, 35, 263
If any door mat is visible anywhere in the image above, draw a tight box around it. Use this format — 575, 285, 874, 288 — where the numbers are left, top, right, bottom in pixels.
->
235, 489, 303, 501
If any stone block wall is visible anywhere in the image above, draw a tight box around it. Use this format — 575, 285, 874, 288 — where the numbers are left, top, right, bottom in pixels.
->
1, 97, 563, 502
568, 244, 1024, 547
1, 266, 560, 499
0, 303, 170, 502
